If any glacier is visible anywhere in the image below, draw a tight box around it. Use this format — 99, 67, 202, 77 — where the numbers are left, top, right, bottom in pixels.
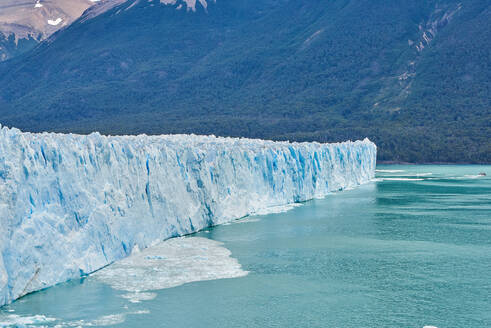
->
0, 125, 376, 306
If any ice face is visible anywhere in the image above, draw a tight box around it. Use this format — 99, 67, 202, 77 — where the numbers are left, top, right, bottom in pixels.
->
0, 125, 376, 306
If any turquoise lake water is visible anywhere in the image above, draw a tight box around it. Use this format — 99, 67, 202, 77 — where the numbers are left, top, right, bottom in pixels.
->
1, 165, 490, 327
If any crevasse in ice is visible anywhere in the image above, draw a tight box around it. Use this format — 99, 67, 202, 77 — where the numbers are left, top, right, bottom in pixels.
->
0, 125, 376, 306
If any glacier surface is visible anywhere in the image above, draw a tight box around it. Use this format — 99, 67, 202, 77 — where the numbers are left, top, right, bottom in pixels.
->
0, 125, 376, 306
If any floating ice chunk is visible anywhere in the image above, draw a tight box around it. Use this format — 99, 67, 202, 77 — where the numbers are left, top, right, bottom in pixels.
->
0, 314, 56, 326
93, 237, 248, 292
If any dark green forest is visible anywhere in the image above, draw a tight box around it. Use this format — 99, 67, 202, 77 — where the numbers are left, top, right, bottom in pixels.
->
0, 0, 489, 163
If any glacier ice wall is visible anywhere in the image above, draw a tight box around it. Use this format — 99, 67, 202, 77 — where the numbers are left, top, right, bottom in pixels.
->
0, 126, 376, 306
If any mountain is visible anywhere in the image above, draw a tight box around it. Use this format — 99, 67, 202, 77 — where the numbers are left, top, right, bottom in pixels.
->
0, 0, 489, 163
0, 0, 124, 61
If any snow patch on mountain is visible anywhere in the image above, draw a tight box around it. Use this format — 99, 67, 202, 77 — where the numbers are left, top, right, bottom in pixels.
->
159, 0, 212, 12
47, 18, 63, 26
0, 0, 128, 60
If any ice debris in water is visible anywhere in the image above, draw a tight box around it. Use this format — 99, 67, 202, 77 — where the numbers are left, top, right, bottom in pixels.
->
93, 237, 248, 293
0, 125, 376, 306
0, 314, 56, 326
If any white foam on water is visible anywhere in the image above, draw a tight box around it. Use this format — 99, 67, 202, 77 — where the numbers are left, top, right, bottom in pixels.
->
223, 217, 262, 226
73, 313, 125, 326
427, 175, 486, 180
375, 169, 406, 173
423, 326, 438, 328
121, 292, 157, 303
382, 178, 425, 181
391, 172, 433, 177
252, 203, 303, 216
0, 314, 56, 327
93, 237, 248, 293
232, 217, 261, 224
62, 310, 149, 327
463, 174, 485, 179
0, 306, 150, 327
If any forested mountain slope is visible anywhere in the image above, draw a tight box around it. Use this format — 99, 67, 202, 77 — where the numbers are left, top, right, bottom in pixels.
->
0, 0, 489, 162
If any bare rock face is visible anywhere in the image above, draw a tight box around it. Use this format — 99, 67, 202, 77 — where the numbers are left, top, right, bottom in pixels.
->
0, 0, 126, 60
0, 0, 96, 40
0, 0, 208, 61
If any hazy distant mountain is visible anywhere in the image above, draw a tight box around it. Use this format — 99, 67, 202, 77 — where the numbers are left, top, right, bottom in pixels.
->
0, 0, 489, 163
